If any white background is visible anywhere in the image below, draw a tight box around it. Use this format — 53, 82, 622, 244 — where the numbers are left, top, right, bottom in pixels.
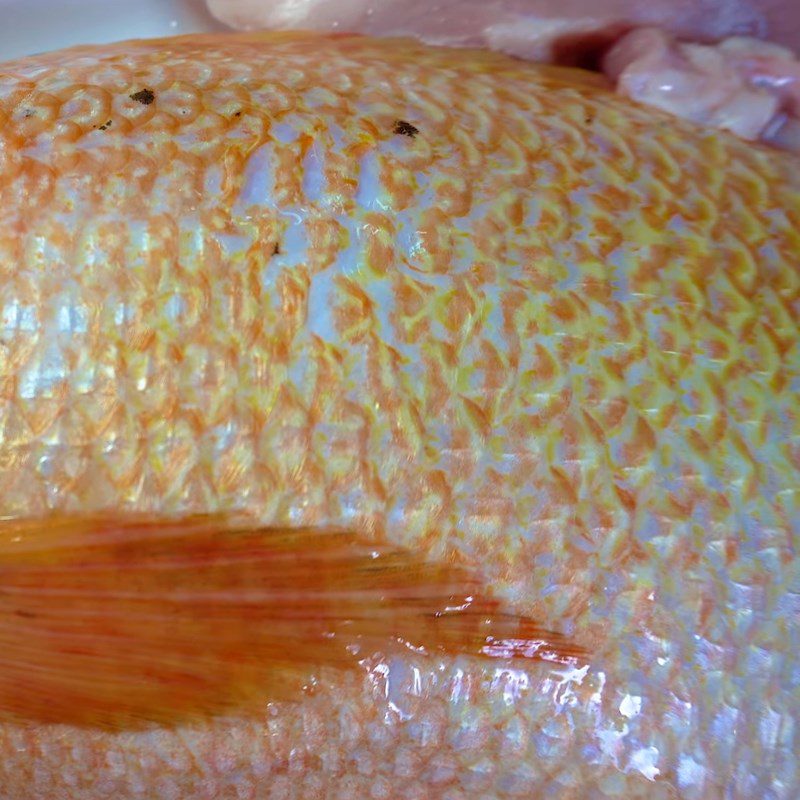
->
0, 0, 225, 61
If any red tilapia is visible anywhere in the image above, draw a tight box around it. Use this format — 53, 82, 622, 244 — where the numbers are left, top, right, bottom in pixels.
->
0, 31, 798, 799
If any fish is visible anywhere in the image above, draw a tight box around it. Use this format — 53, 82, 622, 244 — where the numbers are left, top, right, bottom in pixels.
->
0, 30, 797, 799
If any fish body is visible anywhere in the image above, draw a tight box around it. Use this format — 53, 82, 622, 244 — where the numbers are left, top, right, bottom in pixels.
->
0, 31, 798, 799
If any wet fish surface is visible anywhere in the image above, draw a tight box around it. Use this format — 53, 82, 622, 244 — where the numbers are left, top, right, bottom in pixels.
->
0, 31, 798, 799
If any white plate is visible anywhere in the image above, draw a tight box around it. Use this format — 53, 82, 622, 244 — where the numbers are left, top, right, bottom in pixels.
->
0, 0, 225, 61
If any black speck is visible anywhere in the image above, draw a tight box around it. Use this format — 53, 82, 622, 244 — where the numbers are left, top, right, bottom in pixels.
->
584, 112, 595, 125
15, 609, 37, 619
98, 119, 113, 131
22, 109, 34, 119
130, 88, 155, 105
272, 242, 281, 256
393, 119, 419, 138
234, 110, 242, 117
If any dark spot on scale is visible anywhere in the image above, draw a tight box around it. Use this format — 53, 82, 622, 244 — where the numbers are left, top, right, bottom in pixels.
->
393, 119, 419, 138
130, 88, 155, 105
98, 119, 113, 131
272, 242, 281, 256
584, 112, 595, 125
234, 110, 242, 117
14, 609, 37, 619
22, 109, 34, 118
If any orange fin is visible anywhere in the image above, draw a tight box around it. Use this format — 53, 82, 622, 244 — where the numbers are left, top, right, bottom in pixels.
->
0, 515, 586, 729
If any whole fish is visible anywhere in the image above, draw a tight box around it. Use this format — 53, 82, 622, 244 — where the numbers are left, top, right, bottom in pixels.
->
0, 31, 798, 800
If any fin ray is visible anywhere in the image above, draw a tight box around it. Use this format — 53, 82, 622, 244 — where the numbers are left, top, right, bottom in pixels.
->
0, 514, 587, 729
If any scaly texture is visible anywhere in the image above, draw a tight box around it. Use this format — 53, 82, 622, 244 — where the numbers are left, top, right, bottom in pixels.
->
0, 31, 798, 799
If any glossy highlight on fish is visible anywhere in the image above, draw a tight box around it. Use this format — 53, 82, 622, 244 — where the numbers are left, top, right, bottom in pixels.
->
0, 30, 798, 800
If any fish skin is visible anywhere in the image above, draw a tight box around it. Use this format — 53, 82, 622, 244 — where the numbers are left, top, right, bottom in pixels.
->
0, 30, 798, 799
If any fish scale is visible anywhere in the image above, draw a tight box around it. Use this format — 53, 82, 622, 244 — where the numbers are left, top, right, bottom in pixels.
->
0, 30, 798, 799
